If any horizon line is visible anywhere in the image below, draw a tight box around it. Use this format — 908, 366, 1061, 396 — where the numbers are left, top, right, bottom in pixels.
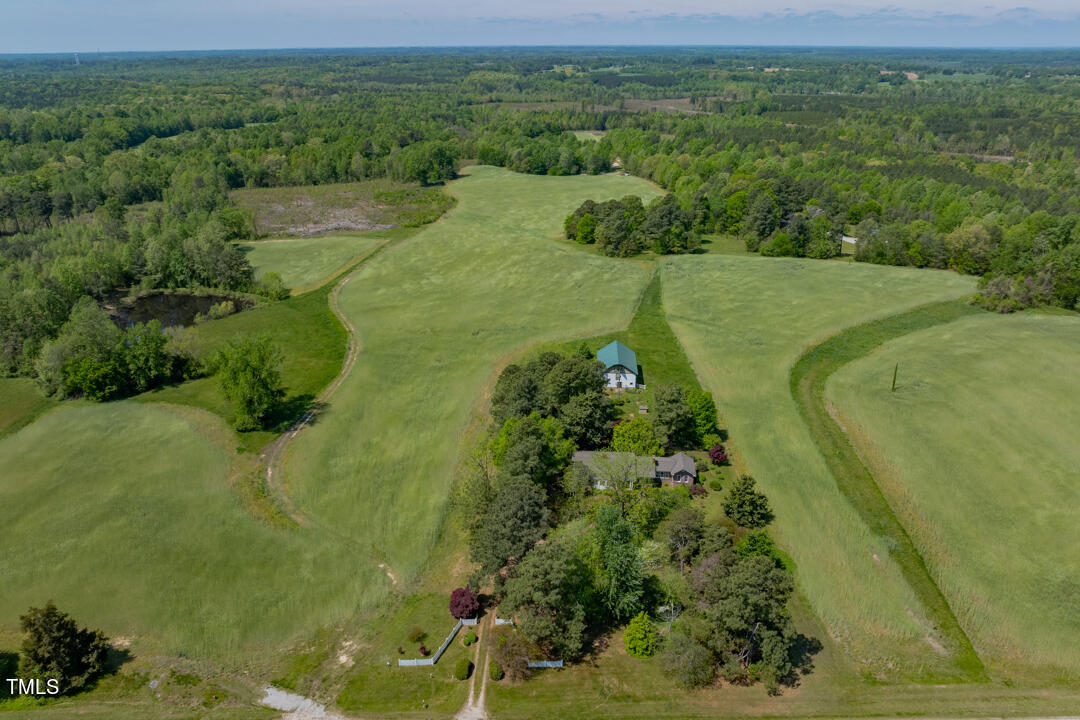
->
4, 43, 1080, 58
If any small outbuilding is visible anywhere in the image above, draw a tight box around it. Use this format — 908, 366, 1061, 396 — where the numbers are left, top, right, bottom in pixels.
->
597, 340, 640, 389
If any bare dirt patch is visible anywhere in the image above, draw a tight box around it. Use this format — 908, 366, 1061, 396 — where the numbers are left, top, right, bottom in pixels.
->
231, 180, 454, 237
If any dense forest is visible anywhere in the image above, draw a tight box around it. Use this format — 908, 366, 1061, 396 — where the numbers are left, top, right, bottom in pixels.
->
3, 47, 1080, 394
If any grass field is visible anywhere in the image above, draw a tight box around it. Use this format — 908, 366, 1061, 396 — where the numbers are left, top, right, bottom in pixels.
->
138, 282, 347, 451
790, 299, 987, 682
0, 167, 660, 669
240, 232, 381, 292
283, 165, 663, 595
0, 402, 391, 659
336, 593, 472, 715
0, 377, 55, 439
660, 256, 976, 679
827, 311, 1080, 679
230, 180, 455, 237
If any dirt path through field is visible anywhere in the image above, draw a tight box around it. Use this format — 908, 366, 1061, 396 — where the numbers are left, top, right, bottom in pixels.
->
259, 235, 408, 523
455, 612, 496, 720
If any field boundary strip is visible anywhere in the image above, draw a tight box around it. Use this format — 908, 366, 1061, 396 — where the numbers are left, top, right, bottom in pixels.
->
789, 298, 987, 682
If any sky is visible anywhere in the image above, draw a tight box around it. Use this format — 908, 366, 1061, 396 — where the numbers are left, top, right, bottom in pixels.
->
2, 0, 1080, 53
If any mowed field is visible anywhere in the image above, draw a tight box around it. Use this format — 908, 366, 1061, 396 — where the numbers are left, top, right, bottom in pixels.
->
283, 166, 663, 588
0, 167, 659, 663
661, 256, 976, 677
240, 232, 381, 291
827, 312, 1080, 678
0, 402, 391, 658
0, 377, 55, 438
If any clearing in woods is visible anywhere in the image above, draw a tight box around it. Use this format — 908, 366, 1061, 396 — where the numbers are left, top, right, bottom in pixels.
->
230, 180, 454, 237
826, 311, 1080, 679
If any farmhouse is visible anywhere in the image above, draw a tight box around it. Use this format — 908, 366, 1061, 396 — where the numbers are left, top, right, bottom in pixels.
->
572, 450, 697, 488
597, 340, 640, 389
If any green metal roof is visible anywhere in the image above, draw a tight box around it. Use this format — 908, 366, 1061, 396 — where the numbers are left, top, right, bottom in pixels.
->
597, 341, 638, 372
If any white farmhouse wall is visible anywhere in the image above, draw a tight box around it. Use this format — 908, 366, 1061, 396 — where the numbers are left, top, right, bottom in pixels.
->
604, 368, 637, 388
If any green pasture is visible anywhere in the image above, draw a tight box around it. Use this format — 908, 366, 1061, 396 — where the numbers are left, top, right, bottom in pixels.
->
661, 256, 975, 678
0, 377, 55, 439
0, 167, 660, 665
0, 402, 391, 658
337, 593, 472, 715
139, 283, 346, 451
240, 232, 381, 292
790, 299, 987, 682
283, 165, 663, 592
827, 311, 1080, 678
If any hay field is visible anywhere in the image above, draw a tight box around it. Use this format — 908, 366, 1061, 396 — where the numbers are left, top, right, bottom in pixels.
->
282, 165, 663, 588
827, 312, 1080, 677
0, 402, 388, 658
240, 232, 381, 291
661, 256, 975, 677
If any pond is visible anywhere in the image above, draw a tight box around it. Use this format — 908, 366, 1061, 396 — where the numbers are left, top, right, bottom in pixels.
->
104, 292, 252, 329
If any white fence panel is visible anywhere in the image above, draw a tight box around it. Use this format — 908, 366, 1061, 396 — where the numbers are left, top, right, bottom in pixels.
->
399, 618, 466, 667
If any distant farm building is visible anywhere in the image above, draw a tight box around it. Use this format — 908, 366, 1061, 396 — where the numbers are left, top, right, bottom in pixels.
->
572, 450, 698, 488
597, 340, 640, 389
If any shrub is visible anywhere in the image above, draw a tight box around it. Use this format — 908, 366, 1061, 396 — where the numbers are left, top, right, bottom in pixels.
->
708, 478, 723, 492
463, 631, 478, 647
211, 336, 285, 431
701, 433, 723, 451
489, 661, 504, 681
736, 529, 785, 568
490, 629, 531, 681
708, 444, 729, 466
689, 484, 707, 497
208, 300, 237, 320
418, 644, 429, 657
664, 634, 715, 689
624, 612, 660, 658
449, 587, 480, 619
255, 271, 290, 300
407, 627, 426, 643
453, 658, 473, 681
685, 389, 718, 445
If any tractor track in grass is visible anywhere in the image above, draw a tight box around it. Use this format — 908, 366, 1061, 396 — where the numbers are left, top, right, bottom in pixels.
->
258, 235, 410, 526
790, 298, 988, 682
